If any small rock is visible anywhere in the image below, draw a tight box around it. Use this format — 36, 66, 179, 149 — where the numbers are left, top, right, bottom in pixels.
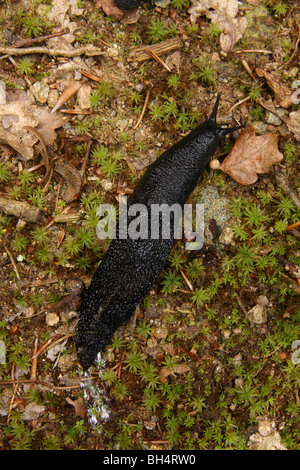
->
99, 179, 114, 192
23, 402, 45, 421
219, 226, 234, 245
222, 329, 231, 339
29, 81, 50, 104
77, 84, 92, 110
151, 325, 168, 340
107, 47, 119, 59
144, 420, 156, 430
258, 419, 273, 437
256, 295, 269, 307
265, 110, 282, 126
232, 353, 242, 365
248, 304, 267, 324
46, 312, 60, 326
47, 89, 60, 108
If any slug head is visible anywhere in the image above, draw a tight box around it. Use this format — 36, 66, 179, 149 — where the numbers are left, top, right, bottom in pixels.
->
208, 92, 242, 137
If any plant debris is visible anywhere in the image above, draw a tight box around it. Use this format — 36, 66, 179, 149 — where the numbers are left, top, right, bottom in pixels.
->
211, 125, 284, 185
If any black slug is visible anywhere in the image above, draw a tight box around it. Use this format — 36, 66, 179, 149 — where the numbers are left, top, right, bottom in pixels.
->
114, 0, 144, 9
76, 94, 238, 370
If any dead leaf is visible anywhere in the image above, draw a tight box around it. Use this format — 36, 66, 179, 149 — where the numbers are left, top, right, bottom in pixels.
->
96, 0, 125, 20
33, 107, 68, 146
286, 109, 300, 141
0, 102, 38, 160
189, 0, 248, 52
218, 125, 284, 185
160, 363, 191, 380
66, 396, 86, 418
256, 68, 294, 107
55, 161, 82, 202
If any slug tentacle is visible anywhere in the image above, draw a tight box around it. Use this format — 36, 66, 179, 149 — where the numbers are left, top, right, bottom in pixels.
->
76, 95, 237, 370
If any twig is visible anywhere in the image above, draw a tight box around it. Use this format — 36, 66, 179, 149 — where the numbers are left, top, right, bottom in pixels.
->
12, 29, 68, 48
80, 140, 93, 178
4, 244, 20, 280
143, 48, 172, 72
228, 96, 250, 114
133, 89, 150, 130
0, 45, 105, 59
286, 221, 300, 231
32, 334, 74, 359
241, 58, 256, 82
128, 37, 182, 63
234, 49, 273, 54
7, 363, 18, 423
0, 378, 82, 390
179, 268, 193, 291
30, 337, 39, 381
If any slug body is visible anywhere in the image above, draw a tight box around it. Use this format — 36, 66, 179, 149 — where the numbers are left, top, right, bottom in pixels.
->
76, 95, 236, 370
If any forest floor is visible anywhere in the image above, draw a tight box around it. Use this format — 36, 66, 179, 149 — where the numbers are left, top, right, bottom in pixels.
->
0, 0, 299, 451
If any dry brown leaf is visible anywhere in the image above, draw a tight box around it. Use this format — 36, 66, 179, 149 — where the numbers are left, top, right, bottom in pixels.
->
0, 89, 68, 160
160, 363, 191, 380
0, 102, 38, 160
96, 0, 140, 23
256, 68, 294, 107
55, 161, 82, 202
285, 109, 300, 141
189, 0, 247, 52
66, 396, 86, 418
218, 125, 284, 185
96, 0, 125, 20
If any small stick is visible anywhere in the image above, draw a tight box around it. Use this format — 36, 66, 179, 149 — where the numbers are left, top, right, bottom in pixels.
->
241, 58, 256, 82
4, 244, 20, 280
143, 48, 171, 72
0, 378, 82, 390
133, 89, 150, 130
286, 221, 300, 231
0, 45, 105, 59
179, 268, 193, 291
30, 337, 39, 381
12, 29, 68, 48
234, 49, 273, 54
81, 70, 102, 82
80, 140, 93, 178
228, 96, 250, 114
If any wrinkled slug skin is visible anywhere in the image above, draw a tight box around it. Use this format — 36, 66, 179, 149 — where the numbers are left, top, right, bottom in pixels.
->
76, 95, 235, 370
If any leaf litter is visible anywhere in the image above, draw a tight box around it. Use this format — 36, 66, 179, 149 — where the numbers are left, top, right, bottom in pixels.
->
211, 125, 284, 185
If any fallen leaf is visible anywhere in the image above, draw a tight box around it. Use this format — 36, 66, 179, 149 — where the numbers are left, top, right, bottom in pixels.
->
189, 0, 248, 52
33, 107, 68, 146
96, 0, 125, 20
160, 363, 191, 380
55, 161, 82, 202
66, 397, 86, 418
217, 125, 284, 185
256, 68, 294, 107
0, 102, 38, 160
286, 109, 300, 141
